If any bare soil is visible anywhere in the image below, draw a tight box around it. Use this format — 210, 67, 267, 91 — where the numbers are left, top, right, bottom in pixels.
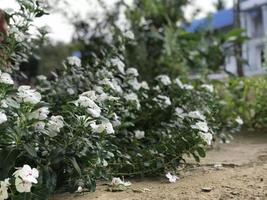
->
54, 131, 267, 200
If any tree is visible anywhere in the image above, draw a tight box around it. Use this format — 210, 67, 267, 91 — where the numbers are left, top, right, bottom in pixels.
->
213, 0, 227, 11
234, 0, 244, 76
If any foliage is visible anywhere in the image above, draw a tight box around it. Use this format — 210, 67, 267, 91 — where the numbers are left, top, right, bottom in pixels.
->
67, 0, 247, 81
215, 76, 267, 129
0, 0, 48, 71
0, 1, 242, 200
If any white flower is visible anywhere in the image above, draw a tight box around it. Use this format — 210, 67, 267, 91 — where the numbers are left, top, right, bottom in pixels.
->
0, 112, 7, 124
93, 86, 104, 94
13, 165, 39, 193
201, 84, 214, 93
0, 178, 10, 200
97, 93, 119, 103
126, 68, 139, 77
0, 100, 8, 108
100, 159, 107, 167
125, 93, 140, 109
140, 81, 149, 90
81, 91, 98, 101
33, 122, 45, 131
76, 186, 83, 193
134, 130, 145, 139
174, 78, 184, 88
200, 132, 213, 145
156, 75, 171, 86
112, 113, 121, 127
183, 84, 194, 90
187, 111, 206, 121
47, 115, 64, 133
90, 121, 114, 134
67, 56, 81, 67
235, 116, 243, 125
17, 86, 41, 104
0, 71, 14, 85
75, 95, 101, 118
104, 121, 115, 134
29, 107, 49, 120
165, 173, 178, 183
36, 75, 47, 81
175, 107, 185, 119
175, 107, 184, 115
128, 78, 141, 90
154, 95, 171, 107
125, 93, 138, 101
100, 78, 123, 94
15, 178, 32, 193
111, 177, 131, 187
10, 27, 25, 43
111, 79, 123, 93
67, 88, 75, 95
175, 78, 194, 90
13, 165, 39, 184
191, 121, 209, 133
124, 30, 135, 40
110, 58, 125, 74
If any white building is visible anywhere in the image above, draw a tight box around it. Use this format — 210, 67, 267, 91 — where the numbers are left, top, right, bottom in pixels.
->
240, 0, 267, 75
187, 0, 267, 76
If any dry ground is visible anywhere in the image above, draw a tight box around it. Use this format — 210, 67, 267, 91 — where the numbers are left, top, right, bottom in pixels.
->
54, 131, 267, 200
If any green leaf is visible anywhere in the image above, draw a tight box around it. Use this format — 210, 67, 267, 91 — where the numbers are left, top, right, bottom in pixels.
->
192, 153, 200, 162
196, 147, 206, 158
23, 144, 37, 158
0, 148, 20, 179
69, 157, 82, 176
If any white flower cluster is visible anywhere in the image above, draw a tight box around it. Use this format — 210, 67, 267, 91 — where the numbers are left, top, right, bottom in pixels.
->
201, 84, 214, 93
47, 115, 64, 133
175, 78, 194, 90
67, 56, 81, 67
165, 172, 179, 183
0, 71, 14, 85
90, 120, 114, 134
100, 78, 123, 94
0, 112, 7, 124
156, 75, 172, 86
235, 116, 243, 125
75, 92, 102, 118
191, 118, 213, 146
0, 179, 10, 200
17, 86, 42, 104
9, 27, 26, 43
174, 107, 213, 145
110, 57, 125, 75
125, 92, 141, 109
153, 95, 171, 108
29, 107, 49, 120
134, 130, 145, 139
74, 91, 116, 134
0, 165, 39, 199
110, 177, 131, 187
13, 165, 39, 193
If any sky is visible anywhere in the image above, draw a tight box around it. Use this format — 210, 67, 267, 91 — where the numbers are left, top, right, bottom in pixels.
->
1, 0, 233, 43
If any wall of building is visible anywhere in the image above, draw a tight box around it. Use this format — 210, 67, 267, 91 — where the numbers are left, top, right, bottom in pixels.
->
240, 0, 267, 75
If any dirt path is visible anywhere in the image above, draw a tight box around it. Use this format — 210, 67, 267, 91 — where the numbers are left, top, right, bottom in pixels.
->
54, 131, 267, 200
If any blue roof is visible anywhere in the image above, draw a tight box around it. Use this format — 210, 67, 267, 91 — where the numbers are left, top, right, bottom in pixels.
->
186, 8, 234, 32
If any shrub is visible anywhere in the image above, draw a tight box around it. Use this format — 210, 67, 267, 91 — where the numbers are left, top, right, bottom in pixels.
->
34, 53, 238, 190
0, 1, 240, 199
215, 76, 267, 129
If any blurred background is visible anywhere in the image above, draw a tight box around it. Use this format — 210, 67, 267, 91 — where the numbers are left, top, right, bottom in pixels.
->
3, 0, 266, 82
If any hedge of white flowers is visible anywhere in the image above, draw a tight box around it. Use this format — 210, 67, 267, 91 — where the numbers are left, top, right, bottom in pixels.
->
0, 1, 242, 199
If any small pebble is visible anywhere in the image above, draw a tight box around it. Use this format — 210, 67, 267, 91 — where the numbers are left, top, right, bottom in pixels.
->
201, 187, 213, 192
